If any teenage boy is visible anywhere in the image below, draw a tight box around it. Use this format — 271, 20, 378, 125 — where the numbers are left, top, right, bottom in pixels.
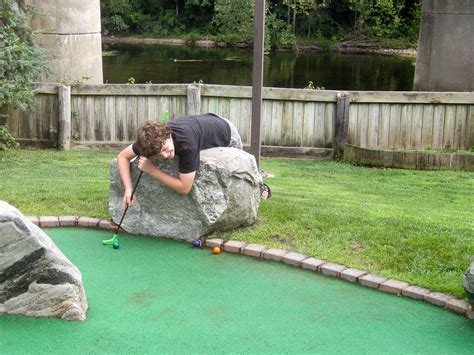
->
117, 113, 270, 207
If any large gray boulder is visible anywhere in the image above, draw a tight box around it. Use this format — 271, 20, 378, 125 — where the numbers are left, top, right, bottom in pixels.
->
109, 147, 262, 241
464, 257, 474, 306
0, 201, 88, 321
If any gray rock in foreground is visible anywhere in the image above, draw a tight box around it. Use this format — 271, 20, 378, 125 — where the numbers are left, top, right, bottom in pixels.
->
464, 257, 474, 306
0, 201, 88, 321
109, 147, 262, 241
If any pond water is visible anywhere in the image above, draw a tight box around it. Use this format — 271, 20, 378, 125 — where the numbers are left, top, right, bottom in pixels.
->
102, 43, 416, 91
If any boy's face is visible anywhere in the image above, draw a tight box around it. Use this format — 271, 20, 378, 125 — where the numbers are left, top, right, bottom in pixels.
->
159, 137, 175, 159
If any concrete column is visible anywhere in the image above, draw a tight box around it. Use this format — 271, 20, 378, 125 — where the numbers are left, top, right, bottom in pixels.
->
414, 0, 474, 92
25, 0, 103, 84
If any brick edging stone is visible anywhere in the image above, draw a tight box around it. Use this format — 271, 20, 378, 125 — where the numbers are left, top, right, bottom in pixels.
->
30, 216, 473, 320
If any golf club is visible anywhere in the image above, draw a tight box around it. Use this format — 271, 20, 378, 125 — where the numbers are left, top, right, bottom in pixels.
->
102, 157, 143, 245
103, 110, 167, 246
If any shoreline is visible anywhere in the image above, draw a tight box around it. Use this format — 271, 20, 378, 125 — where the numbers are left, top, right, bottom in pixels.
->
102, 35, 417, 58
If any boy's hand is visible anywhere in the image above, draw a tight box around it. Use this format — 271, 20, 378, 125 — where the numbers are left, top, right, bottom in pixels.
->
138, 156, 155, 174
123, 189, 136, 207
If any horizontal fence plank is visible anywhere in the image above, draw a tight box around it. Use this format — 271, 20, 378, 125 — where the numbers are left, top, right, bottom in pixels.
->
201, 84, 339, 102
71, 84, 189, 96
350, 91, 474, 104
32, 83, 60, 94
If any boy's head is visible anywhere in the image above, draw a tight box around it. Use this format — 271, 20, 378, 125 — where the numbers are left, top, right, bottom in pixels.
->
134, 120, 174, 159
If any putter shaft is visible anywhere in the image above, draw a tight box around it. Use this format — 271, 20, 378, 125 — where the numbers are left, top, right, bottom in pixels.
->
103, 160, 144, 245
116, 170, 143, 235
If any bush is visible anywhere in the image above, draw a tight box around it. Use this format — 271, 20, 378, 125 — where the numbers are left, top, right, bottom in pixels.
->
103, 14, 129, 33
0, 0, 51, 111
0, 124, 19, 151
212, 0, 254, 41
126, 12, 155, 33
0, 0, 51, 150
267, 15, 296, 47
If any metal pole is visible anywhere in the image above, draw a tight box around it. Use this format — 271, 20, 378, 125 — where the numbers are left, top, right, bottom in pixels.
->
251, 0, 265, 168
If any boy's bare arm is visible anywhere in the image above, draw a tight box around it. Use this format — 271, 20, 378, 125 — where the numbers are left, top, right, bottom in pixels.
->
138, 157, 195, 195
117, 144, 138, 205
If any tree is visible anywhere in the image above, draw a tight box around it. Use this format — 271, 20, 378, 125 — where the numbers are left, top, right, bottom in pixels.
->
283, 0, 319, 33
212, 0, 254, 41
348, 0, 404, 37
0, 0, 50, 149
100, 0, 132, 33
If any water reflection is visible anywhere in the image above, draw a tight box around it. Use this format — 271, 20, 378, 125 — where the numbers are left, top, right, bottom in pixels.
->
102, 43, 415, 91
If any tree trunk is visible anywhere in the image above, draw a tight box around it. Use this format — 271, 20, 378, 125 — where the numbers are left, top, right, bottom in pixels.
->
0, 107, 8, 126
292, 8, 296, 33
354, 12, 358, 34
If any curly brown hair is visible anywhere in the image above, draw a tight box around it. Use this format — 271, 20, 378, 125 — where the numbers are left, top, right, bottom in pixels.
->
134, 120, 171, 158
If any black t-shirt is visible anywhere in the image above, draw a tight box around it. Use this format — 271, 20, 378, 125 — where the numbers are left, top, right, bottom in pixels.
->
133, 113, 231, 173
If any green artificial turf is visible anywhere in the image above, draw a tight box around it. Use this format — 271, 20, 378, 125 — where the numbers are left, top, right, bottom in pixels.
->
0, 149, 473, 297
1, 228, 472, 354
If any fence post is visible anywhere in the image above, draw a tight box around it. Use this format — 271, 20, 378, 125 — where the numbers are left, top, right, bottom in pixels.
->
58, 85, 71, 150
334, 92, 350, 159
186, 84, 201, 116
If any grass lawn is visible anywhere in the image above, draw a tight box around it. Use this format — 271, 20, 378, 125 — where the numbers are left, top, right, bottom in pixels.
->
0, 148, 473, 298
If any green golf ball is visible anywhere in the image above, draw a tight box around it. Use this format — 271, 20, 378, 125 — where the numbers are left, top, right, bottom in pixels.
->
113, 241, 120, 249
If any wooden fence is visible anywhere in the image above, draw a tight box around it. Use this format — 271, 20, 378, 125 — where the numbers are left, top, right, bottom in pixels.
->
7, 83, 474, 160
347, 92, 473, 150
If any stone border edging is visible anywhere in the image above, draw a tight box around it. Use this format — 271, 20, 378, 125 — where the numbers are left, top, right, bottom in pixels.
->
29, 215, 473, 320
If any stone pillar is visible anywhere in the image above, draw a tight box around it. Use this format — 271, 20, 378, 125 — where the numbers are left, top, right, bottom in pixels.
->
25, 0, 103, 84
414, 0, 474, 92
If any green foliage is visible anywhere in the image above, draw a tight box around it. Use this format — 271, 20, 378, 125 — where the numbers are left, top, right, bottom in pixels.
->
103, 14, 130, 33
61, 74, 91, 86
0, 0, 51, 151
0, 0, 51, 111
0, 124, 18, 151
99, 0, 422, 47
267, 13, 296, 48
155, 9, 185, 35
127, 11, 155, 32
101, 0, 131, 33
304, 80, 325, 90
312, 30, 339, 48
397, 1, 421, 46
305, 80, 315, 89
212, 0, 255, 41
100, 0, 132, 16
101, 0, 156, 33
348, 0, 406, 37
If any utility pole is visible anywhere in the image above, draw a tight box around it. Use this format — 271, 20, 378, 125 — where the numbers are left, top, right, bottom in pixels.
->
250, 0, 265, 168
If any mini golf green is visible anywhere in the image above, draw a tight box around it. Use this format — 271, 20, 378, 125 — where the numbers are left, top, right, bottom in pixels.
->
1, 227, 473, 354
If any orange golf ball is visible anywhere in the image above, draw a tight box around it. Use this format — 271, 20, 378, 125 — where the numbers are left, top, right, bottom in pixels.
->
212, 247, 221, 255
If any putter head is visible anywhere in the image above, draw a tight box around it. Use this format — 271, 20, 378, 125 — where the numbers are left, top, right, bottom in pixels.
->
102, 234, 118, 245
